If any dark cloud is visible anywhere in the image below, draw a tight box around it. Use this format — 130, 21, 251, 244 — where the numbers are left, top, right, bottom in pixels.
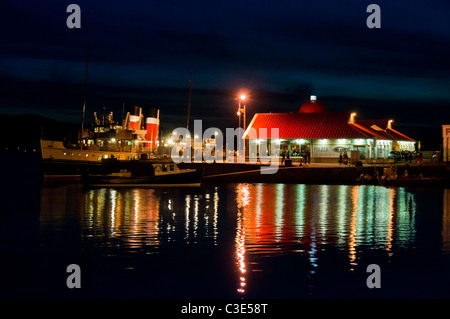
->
1, 0, 450, 150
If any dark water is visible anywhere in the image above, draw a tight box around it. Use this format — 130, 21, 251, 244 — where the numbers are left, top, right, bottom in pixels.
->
2, 171, 450, 299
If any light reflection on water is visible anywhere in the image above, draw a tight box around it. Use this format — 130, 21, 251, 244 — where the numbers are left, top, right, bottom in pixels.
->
234, 184, 417, 255
37, 183, 450, 298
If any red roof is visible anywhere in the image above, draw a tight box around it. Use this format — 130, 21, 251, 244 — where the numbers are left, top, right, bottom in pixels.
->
299, 101, 327, 113
244, 111, 415, 141
355, 119, 390, 130
350, 122, 392, 140
354, 120, 415, 141
244, 112, 371, 139
385, 128, 415, 142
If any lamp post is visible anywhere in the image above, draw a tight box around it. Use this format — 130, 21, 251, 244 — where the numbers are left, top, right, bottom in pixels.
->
237, 94, 246, 158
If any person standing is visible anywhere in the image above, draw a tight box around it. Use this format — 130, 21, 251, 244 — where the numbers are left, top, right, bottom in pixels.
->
339, 152, 343, 165
343, 152, 348, 165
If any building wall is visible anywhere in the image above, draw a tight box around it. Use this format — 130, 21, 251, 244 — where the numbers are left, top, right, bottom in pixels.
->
312, 140, 356, 158
248, 138, 415, 162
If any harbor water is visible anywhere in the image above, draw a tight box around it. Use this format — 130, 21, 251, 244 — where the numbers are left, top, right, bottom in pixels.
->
1, 160, 450, 299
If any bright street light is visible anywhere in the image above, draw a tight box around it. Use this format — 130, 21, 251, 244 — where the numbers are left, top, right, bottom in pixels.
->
237, 92, 247, 158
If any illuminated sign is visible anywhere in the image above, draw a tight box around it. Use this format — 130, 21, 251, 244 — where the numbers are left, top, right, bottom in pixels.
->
333, 146, 350, 153
445, 127, 450, 137
313, 145, 352, 158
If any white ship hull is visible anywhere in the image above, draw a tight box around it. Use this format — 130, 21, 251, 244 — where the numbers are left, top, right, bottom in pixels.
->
40, 139, 141, 164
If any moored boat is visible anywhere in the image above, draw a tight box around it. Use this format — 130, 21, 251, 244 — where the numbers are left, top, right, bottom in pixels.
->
381, 175, 444, 187
356, 173, 444, 187
82, 160, 203, 188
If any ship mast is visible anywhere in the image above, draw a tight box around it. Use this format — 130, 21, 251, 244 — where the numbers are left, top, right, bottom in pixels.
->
80, 41, 90, 143
186, 71, 192, 130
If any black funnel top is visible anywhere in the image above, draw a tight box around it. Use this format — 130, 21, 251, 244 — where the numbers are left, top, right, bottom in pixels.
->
146, 107, 159, 118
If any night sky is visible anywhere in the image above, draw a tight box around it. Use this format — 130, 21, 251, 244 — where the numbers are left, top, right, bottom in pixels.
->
1, 0, 449, 148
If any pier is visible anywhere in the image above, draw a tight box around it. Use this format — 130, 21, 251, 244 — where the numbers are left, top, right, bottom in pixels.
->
179, 162, 450, 185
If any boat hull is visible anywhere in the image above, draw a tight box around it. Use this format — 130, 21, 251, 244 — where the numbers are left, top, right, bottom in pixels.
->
357, 176, 445, 187
382, 177, 444, 187
40, 139, 141, 175
82, 169, 203, 188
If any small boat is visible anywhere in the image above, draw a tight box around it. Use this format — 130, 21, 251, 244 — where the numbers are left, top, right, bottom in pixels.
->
82, 160, 203, 188
380, 175, 444, 187
356, 172, 444, 187
355, 173, 379, 185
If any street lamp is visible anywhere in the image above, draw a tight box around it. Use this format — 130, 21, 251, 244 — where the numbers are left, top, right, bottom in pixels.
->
388, 119, 393, 129
237, 93, 247, 158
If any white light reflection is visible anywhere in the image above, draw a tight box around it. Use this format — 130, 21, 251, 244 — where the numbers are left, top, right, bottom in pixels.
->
307, 186, 319, 274
86, 191, 94, 230
235, 184, 249, 295
193, 196, 199, 241
213, 187, 219, 245
110, 189, 117, 235
337, 185, 348, 246
348, 186, 359, 270
185, 195, 191, 242
386, 187, 396, 255
395, 188, 416, 246
295, 184, 305, 240
364, 186, 375, 246
256, 183, 263, 230
275, 184, 284, 242
318, 185, 328, 244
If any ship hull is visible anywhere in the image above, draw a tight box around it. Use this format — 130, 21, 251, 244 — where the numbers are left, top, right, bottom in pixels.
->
82, 169, 203, 188
41, 139, 142, 175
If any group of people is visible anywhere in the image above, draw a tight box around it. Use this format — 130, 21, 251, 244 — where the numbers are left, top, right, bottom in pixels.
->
302, 150, 311, 165
338, 152, 348, 165
281, 149, 311, 165
400, 150, 415, 163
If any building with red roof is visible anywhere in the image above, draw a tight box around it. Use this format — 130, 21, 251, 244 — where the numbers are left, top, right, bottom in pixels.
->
243, 96, 416, 163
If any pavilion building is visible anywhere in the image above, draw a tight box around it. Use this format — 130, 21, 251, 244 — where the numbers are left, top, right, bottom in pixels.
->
243, 96, 416, 163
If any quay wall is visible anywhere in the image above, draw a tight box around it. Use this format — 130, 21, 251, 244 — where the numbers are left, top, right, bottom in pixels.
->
178, 162, 450, 185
